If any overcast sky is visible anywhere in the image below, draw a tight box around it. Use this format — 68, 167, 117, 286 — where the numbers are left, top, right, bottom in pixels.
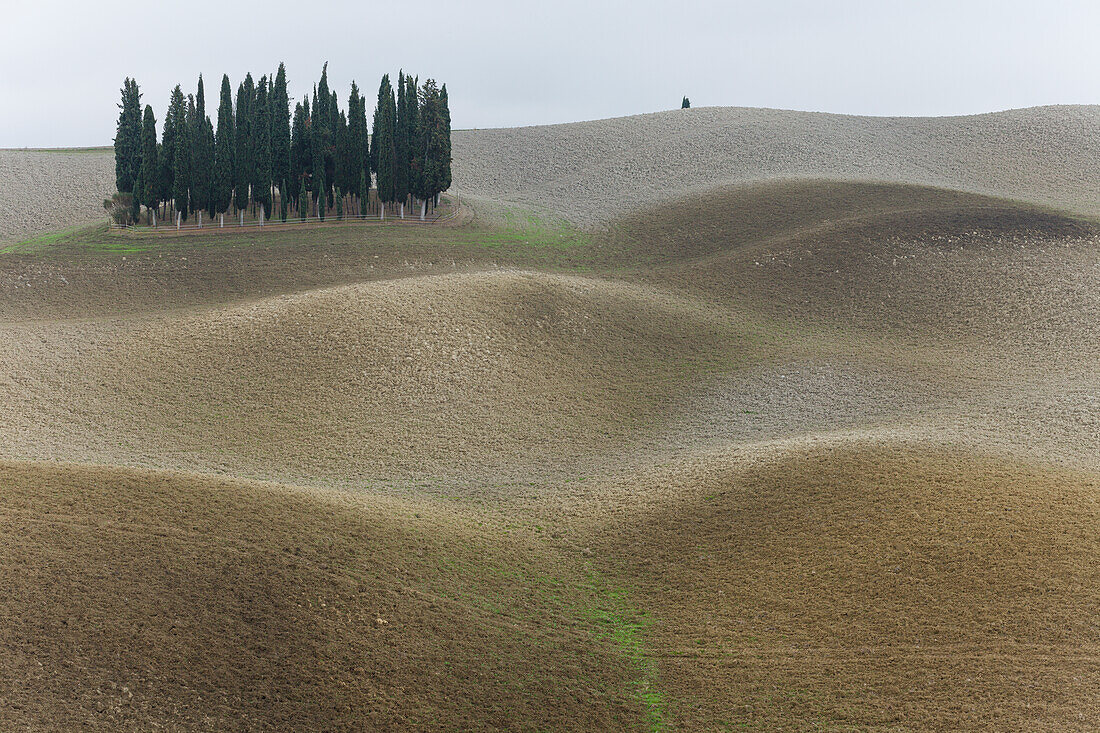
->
3, 0, 1099, 147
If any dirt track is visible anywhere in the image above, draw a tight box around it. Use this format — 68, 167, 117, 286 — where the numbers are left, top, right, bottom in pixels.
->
3, 129, 1100, 729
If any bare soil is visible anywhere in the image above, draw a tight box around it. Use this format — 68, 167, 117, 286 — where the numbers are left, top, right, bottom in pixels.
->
3, 123, 1100, 730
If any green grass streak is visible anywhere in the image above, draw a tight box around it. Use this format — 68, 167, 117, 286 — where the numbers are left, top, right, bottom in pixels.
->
584, 571, 668, 732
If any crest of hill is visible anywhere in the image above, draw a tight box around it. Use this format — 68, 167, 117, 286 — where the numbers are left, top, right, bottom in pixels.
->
451, 105, 1100, 226
4, 271, 769, 484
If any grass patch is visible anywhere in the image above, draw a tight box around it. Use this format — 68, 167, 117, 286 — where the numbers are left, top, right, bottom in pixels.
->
583, 571, 668, 732
1, 223, 113, 254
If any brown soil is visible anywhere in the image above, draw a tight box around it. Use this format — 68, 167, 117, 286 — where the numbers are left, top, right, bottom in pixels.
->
2, 178, 1100, 730
0, 461, 638, 731
590, 441, 1100, 731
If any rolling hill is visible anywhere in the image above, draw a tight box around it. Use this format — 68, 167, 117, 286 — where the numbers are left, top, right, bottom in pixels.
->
2, 105, 1100, 730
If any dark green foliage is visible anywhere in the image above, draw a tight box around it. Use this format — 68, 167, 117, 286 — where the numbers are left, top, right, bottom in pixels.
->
137, 105, 159, 213
272, 63, 292, 219
347, 81, 368, 198
155, 143, 168, 212
114, 78, 143, 193
405, 74, 422, 203
311, 98, 325, 214
334, 110, 351, 196
370, 74, 389, 174
191, 76, 214, 217
440, 84, 452, 194
158, 86, 185, 208
289, 98, 309, 213
173, 96, 195, 221
394, 71, 410, 204
213, 75, 235, 214
418, 79, 451, 205
314, 65, 337, 204
254, 76, 273, 216
373, 75, 397, 204
681, 96, 690, 109
233, 74, 254, 212
119, 64, 450, 221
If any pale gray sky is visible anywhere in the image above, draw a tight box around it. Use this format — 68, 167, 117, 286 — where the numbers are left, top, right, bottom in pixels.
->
2, 0, 1099, 147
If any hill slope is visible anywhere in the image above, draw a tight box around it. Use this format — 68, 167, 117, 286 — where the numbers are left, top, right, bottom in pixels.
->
0, 461, 642, 731
452, 105, 1100, 225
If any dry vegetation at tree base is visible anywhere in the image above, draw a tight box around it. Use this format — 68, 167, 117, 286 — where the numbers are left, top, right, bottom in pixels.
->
3, 107, 1100, 730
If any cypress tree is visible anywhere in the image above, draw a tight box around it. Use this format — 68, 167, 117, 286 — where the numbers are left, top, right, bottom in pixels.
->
419, 80, 451, 206
213, 74, 235, 215
203, 118, 216, 216
335, 110, 350, 197
348, 81, 368, 203
315, 64, 337, 204
394, 71, 409, 206
173, 96, 195, 221
329, 90, 339, 202
158, 86, 185, 213
440, 83, 452, 195
191, 76, 214, 218
114, 78, 143, 193
373, 75, 397, 204
405, 74, 422, 206
370, 74, 390, 175
311, 93, 325, 217
289, 97, 309, 215
233, 74, 254, 213
137, 105, 159, 215
271, 63, 292, 220
253, 76, 273, 217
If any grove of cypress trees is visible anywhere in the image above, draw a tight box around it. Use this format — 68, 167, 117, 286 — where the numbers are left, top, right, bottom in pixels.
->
114, 78, 143, 193
137, 105, 159, 216
271, 63, 292, 220
112, 65, 450, 224
233, 74, 254, 213
213, 75, 235, 216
